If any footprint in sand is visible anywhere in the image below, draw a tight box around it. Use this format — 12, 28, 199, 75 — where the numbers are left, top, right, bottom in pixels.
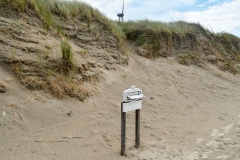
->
219, 137, 231, 141
210, 129, 225, 137
222, 123, 234, 133
143, 134, 162, 151
206, 140, 220, 147
190, 114, 240, 160
216, 155, 228, 159
138, 148, 158, 160
150, 134, 162, 141
101, 134, 115, 148
202, 150, 213, 159
196, 138, 204, 144
149, 143, 157, 148
188, 151, 199, 159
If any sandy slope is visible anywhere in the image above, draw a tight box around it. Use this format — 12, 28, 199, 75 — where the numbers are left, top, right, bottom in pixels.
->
1, 49, 240, 160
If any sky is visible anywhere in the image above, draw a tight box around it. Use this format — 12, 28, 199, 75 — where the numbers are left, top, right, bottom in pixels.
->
80, 0, 240, 37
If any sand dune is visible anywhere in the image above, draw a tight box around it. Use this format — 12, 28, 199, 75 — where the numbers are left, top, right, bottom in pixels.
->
1, 50, 240, 160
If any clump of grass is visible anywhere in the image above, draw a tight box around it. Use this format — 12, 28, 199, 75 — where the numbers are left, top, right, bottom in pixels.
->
215, 32, 240, 55
218, 61, 238, 75
111, 22, 126, 48
143, 27, 171, 57
120, 20, 172, 58
122, 73, 128, 78
235, 55, 240, 63
177, 52, 202, 66
216, 32, 240, 44
56, 26, 64, 36
2, 0, 28, 11
11, 61, 89, 100
60, 39, 76, 73
119, 20, 205, 58
1, 0, 53, 28
32, 0, 53, 29
61, 40, 73, 63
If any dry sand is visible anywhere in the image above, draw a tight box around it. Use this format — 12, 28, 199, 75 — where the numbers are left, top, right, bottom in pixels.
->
1, 50, 240, 160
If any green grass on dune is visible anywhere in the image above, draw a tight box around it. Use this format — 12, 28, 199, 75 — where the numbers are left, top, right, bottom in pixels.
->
118, 20, 206, 57
0, 0, 125, 43
118, 20, 240, 74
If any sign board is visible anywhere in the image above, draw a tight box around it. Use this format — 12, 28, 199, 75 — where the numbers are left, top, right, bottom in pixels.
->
122, 100, 142, 112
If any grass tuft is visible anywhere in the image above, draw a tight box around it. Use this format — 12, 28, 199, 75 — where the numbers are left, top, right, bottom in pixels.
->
218, 61, 238, 75
60, 39, 78, 75
61, 39, 73, 64
33, 0, 53, 29
177, 52, 202, 66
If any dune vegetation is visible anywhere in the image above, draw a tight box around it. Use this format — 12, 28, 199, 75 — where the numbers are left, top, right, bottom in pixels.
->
0, 0, 126, 41
119, 20, 240, 74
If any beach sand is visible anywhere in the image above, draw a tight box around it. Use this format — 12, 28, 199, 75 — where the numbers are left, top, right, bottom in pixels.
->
1, 51, 240, 160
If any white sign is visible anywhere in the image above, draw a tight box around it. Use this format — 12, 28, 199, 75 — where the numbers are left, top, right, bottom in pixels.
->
122, 100, 142, 112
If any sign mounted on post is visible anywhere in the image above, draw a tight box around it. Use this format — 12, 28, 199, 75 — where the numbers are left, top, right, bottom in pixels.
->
122, 100, 142, 112
121, 86, 143, 156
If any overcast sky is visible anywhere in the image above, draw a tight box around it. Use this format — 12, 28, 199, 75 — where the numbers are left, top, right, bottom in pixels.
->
79, 0, 240, 37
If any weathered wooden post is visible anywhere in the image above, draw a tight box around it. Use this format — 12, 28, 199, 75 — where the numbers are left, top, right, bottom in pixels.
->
121, 86, 143, 156
135, 109, 140, 148
121, 102, 126, 155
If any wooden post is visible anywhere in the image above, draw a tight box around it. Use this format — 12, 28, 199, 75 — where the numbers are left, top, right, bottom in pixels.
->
121, 102, 126, 156
135, 109, 140, 148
